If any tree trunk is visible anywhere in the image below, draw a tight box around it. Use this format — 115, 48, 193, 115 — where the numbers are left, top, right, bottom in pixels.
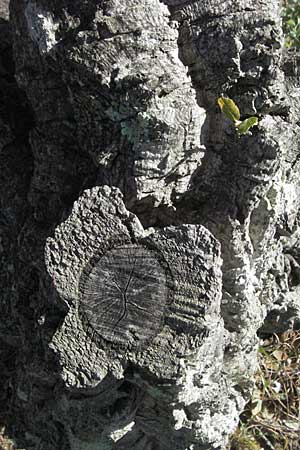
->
1, 0, 300, 449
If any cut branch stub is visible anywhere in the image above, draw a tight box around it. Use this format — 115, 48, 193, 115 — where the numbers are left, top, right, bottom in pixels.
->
79, 244, 170, 347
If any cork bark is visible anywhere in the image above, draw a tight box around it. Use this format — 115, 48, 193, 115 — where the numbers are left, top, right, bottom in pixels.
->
1, 0, 300, 449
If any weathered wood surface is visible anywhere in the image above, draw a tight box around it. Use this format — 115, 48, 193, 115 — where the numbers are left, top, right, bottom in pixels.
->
1, 0, 300, 449
79, 244, 169, 346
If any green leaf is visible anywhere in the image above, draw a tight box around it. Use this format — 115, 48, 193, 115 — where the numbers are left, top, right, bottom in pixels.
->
236, 116, 258, 134
218, 97, 240, 123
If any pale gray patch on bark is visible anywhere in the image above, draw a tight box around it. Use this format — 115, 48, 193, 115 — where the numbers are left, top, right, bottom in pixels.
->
0, 0, 8, 19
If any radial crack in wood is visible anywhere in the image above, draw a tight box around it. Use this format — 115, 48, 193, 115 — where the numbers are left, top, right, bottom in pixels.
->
79, 245, 170, 347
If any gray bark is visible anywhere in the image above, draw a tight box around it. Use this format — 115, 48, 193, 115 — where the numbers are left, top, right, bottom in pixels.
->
1, 0, 300, 449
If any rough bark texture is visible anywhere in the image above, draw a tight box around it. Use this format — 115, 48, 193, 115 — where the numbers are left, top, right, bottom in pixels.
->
1, 0, 300, 449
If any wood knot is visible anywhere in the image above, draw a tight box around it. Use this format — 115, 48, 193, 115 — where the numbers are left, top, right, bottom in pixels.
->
79, 245, 170, 347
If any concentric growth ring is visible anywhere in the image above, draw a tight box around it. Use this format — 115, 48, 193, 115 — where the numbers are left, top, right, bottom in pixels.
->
79, 245, 168, 347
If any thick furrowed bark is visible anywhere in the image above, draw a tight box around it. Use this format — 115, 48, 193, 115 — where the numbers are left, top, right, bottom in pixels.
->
0, 1, 300, 449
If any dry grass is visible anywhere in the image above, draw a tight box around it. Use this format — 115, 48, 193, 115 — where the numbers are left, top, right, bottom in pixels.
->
229, 330, 300, 450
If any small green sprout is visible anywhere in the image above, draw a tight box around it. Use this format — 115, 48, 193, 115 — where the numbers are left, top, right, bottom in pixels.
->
218, 97, 258, 135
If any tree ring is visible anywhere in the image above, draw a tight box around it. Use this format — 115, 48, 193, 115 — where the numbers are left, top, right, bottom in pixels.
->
79, 245, 169, 347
